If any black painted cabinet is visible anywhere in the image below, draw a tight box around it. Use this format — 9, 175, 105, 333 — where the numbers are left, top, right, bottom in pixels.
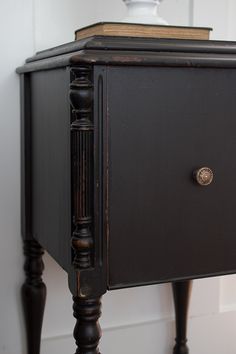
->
17, 36, 236, 354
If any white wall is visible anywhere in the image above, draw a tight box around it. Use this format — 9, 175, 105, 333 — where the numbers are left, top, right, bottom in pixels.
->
1, 1, 236, 353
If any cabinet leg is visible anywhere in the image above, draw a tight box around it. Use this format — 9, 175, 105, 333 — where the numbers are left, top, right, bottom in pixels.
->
172, 280, 193, 354
21, 239, 46, 354
73, 296, 102, 354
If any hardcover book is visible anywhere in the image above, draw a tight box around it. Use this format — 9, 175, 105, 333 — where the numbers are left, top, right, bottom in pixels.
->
75, 22, 212, 41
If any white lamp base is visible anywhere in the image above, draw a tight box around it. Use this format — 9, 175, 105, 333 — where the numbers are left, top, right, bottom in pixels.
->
122, 0, 168, 25
122, 15, 168, 25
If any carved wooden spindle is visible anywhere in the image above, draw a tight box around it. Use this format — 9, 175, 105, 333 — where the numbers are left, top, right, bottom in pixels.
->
21, 239, 46, 354
73, 296, 102, 354
172, 280, 193, 354
70, 66, 94, 270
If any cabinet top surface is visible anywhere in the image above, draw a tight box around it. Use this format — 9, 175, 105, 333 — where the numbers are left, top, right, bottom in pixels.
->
17, 35, 236, 73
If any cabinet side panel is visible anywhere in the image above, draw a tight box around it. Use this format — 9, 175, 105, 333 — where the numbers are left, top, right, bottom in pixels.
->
20, 74, 32, 240
31, 68, 71, 271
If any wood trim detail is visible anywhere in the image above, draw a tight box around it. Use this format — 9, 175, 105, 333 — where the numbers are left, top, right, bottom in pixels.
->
69, 66, 94, 270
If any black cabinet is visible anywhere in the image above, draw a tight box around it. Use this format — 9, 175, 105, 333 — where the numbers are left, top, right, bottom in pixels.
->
17, 36, 236, 354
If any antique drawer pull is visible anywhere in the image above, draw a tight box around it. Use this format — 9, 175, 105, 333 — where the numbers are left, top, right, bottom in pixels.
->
193, 167, 213, 186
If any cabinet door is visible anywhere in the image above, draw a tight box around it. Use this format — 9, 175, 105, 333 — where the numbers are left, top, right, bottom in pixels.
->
106, 65, 236, 289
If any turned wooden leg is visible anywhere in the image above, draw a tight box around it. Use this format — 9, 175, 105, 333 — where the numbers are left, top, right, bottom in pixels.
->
21, 239, 46, 354
172, 280, 193, 354
73, 296, 102, 354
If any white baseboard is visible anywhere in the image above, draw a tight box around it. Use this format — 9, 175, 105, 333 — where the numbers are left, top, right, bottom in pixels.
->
41, 309, 236, 354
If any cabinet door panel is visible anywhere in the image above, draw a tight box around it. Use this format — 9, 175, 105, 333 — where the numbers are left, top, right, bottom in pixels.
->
106, 66, 236, 288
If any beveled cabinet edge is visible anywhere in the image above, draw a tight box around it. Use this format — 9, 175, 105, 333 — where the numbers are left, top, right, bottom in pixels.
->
68, 65, 108, 298
17, 36, 236, 74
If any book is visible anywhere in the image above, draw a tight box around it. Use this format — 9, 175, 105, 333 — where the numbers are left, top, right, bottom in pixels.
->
75, 22, 212, 41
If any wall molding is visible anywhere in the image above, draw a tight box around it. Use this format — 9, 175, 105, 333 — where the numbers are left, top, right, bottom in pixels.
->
42, 305, 236, 342
41, 309, 236, 354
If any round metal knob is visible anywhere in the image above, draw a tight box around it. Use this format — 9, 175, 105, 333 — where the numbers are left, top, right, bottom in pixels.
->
194, 167, 213, 186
